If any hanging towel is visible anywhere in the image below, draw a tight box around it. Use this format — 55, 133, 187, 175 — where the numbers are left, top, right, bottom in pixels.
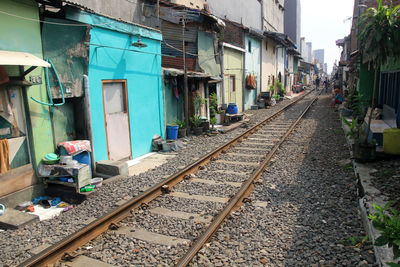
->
0, 139, 10, 174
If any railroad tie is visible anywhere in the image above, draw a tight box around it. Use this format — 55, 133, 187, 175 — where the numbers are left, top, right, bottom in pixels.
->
116, 226, 190, 246
149, 207, 212, 223
169, 191, 229, 203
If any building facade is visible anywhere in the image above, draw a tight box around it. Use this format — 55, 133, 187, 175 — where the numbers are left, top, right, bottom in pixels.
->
284, 0, 301, 50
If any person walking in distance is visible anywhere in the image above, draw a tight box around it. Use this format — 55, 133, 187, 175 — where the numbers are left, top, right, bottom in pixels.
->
315, 76, 320, 89
324, 79, 329, 94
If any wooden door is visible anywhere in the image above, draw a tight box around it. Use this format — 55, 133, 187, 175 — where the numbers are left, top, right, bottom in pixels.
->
102, 80, 132, 161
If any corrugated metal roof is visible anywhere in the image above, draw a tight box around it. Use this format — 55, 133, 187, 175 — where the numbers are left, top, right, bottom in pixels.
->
61, 0, 161, 33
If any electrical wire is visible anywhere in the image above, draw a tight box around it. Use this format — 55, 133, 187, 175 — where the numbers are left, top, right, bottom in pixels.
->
163, 40, 220, 57
0, 9, 110, 26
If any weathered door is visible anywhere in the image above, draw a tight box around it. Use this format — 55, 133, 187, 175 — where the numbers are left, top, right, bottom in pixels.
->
102, 80, 132, 161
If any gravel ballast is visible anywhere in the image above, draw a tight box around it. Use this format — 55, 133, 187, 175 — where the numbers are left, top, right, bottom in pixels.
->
0, 92, 308, 266
192, 94, 376, 266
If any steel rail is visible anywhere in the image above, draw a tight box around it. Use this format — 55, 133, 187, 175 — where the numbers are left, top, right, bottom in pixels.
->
176, 96, 318, 267
18, 91, 313, 267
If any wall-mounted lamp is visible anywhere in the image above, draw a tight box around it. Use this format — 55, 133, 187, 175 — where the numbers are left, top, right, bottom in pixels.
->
132, 35, 147, 48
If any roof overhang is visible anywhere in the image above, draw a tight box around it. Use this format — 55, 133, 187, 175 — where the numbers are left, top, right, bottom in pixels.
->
287, 48, 301, 56
247, 27, 264, 40
0, 51, 50, 68
162, 67, 211, 78
263, 31, 295, 48
0, 50, 50, 78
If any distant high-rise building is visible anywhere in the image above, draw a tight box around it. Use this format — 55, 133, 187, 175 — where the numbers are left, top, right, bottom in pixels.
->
284, 0, 301, 49
313, 49, 325, 65
306, 42, 312, 63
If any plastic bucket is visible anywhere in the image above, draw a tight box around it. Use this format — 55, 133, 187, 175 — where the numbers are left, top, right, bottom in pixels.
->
167, 125, 179, 140
227, 103, 238, 115
384, 128, 400, 155
91, 177, 103, 188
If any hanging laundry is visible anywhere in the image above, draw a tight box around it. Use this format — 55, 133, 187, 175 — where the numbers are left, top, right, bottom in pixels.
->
0, 67, 9, 86
58, 140, 91, 155
246, 74, 257, 89
0, 139, 10, 173
0, 89, 12, 115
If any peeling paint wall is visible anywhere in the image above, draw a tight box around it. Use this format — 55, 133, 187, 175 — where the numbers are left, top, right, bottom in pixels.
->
42, 18, 90, 99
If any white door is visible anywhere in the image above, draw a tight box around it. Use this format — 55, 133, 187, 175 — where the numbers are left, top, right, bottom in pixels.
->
102, 81, 132, 161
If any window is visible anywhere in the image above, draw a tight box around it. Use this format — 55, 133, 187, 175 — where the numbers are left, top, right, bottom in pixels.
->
248, 40, 252, 53
102, 81, 128, 114
229, 75, 235, 92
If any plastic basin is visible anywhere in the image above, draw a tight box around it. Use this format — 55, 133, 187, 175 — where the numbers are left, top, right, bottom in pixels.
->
384, 128, 400, 155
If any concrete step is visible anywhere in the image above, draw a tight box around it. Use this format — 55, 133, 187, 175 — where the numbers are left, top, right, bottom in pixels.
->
0, 208, 39, 229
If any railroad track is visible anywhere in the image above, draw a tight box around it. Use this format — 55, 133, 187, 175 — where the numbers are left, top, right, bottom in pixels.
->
19, 90, 318, 267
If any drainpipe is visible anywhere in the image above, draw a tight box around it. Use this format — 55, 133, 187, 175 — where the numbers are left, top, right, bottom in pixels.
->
83, 74, 95, 171
242, 35, 246, 112
261, 1, 264, 95
220, 44, 225, 106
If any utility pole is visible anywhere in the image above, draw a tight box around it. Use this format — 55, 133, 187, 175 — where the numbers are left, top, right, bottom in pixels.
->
157, 0, 160, 28
182, 16, 189, 130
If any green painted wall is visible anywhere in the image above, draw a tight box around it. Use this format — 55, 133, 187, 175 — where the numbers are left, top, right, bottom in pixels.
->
357, 63, 376, 107
52, 102, 76, 144
198, 31, 220, 77
381, 57, 400, 71
163, 77, 184, 125
0, 0, 54, 167
294, 58, 299, 73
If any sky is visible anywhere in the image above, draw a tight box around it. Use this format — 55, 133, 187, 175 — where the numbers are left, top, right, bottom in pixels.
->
301, 0, 355, 73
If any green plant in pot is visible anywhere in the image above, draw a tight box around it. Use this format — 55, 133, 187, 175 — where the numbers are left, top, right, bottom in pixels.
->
357, 0, 400, 157
190, 115, 203, 136
276, 81, 286, 97
269, 84, 275, 92
369, 201, 400, 266
175, 119, 187, 138
342, 117, 376, 162
209, 93, 220, 131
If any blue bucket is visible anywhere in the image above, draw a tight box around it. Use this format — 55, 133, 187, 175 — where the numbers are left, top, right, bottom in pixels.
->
167, 125, 179, 140
227, 103, 238, 114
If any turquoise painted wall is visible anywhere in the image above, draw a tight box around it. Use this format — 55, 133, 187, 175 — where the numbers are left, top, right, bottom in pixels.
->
88, 26, 164, 160
244, 35, 261, 110
0, 0, 54, 168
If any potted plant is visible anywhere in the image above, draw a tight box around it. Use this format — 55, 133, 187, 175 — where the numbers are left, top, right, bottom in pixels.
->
358, 0, 400, 149
175, 119, 187, 138
209, 93, 219, 132
342, 117, 376, 162
369, 201, 400, 265
190, 115, 203, 136
277, 81, 286, 98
